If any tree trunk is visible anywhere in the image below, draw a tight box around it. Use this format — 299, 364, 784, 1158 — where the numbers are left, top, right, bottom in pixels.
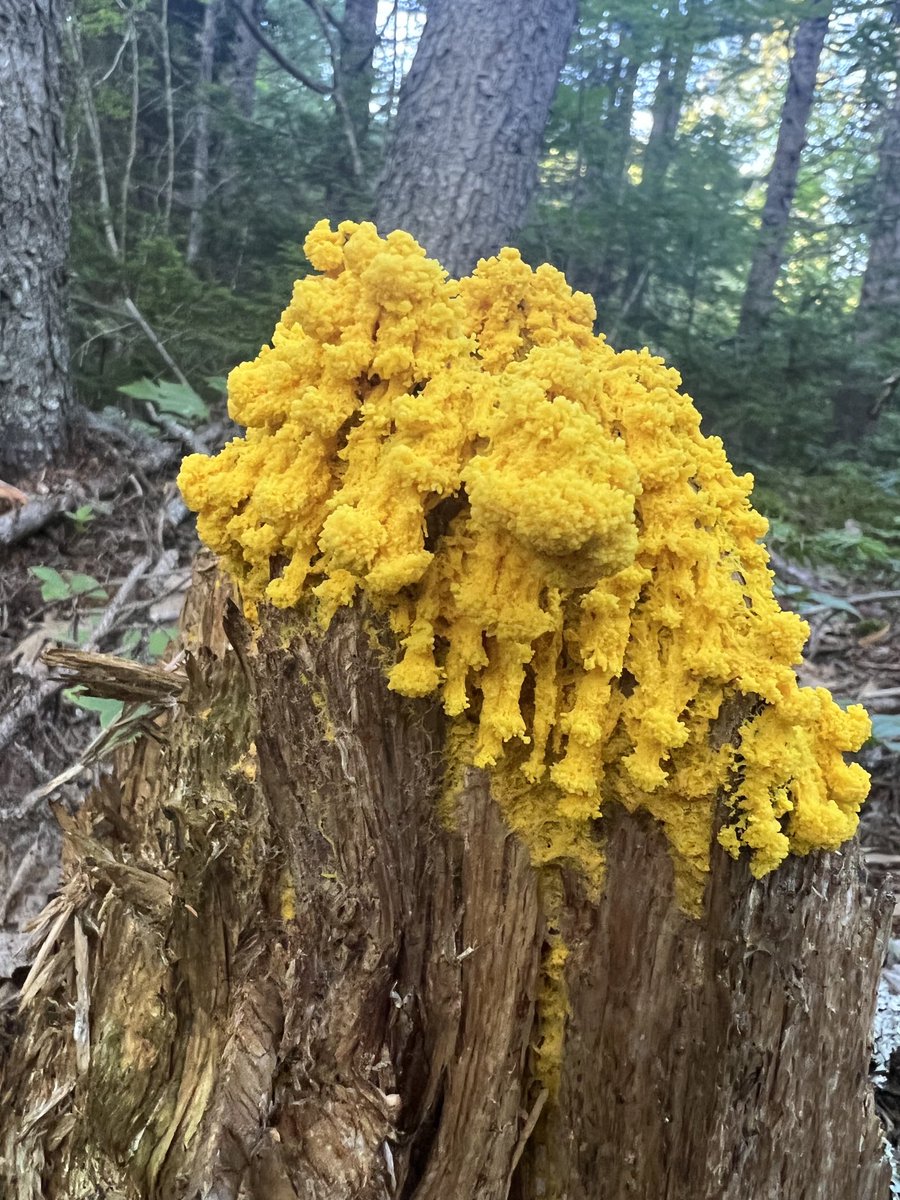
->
617, 29, 695, 329
855, 20, 900, 348
339, 0, 379, 148
737, 1, 829, 341
229, 0, 263, 120
375, 0, 578, 274
0, 0, 73, 477
0, 569, 891, 1199
324, 0, 379, 220
832, 8, 900, 442
641, 41, 693, 202
186, 0, 223, 267
564, 27, 643, 302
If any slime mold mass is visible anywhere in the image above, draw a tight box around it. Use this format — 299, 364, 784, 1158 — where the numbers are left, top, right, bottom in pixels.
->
178, 219, 871, 906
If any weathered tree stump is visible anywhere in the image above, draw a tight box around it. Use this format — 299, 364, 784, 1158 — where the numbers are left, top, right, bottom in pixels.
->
0, 563, 890, 1199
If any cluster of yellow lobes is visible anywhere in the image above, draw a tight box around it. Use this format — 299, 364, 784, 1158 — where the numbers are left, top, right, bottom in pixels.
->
178, 220, 870, 906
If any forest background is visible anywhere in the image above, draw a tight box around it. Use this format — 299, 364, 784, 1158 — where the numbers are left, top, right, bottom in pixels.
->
62, 0, 900, 580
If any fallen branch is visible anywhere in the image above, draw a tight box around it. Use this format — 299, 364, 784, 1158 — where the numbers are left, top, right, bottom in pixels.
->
0, 494, 79, 548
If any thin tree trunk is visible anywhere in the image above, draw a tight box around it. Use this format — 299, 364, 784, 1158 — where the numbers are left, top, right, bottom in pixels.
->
229, 0, 262, 120
0, 573, 890, 1198
160, 0, 176, 229
833, 7, 900, 440
0, 0, 74, 476
323, 0, 378, 218
186, 0, 223, 267
856, 34, 900, 345
339, 0, 379, 147
641, 40, 693, 202
565, 28, 643, 301
738, 1, 829, 341
375, 0, 578, 274
618, 30, 694, 327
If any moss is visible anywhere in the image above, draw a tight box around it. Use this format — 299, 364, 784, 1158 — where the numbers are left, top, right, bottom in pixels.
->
179, 219, 871, 894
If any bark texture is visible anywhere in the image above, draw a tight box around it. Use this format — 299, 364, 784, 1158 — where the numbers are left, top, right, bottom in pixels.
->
375, 0, 578, 275
0, 564, 890, 1199
0, 0, 73, 477
618, 30, 694, 326
738, 2, 829, 341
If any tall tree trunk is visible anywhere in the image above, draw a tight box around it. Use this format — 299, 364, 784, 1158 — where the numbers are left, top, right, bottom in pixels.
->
229, 0, 263, 120
564, 26, 643, 302
617, 29, 695, 331
0, 0, 73, 477
375, 0, 578, 274
324, 0, 379, 220
856, 33, 900, 347
339, 0, 379, 147
833, 8, 900, 440
640, 40, 693, 203
737, 1, 829, 341
186, 0, 223, 267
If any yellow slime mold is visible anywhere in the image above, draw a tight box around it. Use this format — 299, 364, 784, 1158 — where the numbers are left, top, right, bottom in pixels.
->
179, 219, 870, 901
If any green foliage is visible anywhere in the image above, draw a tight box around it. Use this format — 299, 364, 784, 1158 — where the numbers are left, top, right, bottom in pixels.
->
753, 458, 900, 579
117, 379, 209, 424
63, 687, 124, 730
869, 714, 900, 753
29, 567, 108, 603
64, 505, 97, 533
147, 626, 179, 658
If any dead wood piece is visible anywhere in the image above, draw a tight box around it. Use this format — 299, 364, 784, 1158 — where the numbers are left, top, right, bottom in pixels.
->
41, 648, 187, 704
0, 493, 78, 546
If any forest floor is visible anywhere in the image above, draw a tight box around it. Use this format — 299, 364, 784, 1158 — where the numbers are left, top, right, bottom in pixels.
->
2, 424, 900, 1153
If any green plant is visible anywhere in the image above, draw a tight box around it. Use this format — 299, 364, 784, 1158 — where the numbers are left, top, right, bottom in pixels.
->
117, 378, 209, 425
147, 626, 179, 658
64, 504, 96, 533
868, 714, 900, 754
63, 687, 123, 730
29, 566, 108, 603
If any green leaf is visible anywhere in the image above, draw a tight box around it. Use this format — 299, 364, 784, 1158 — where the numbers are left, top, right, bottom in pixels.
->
64, 687, 125, 730
65, 504, 96, 527
117, 378, 209, 424
804, 591, 862, 618
869, 714, 900, 752
147, 626, 179, 658
29, 566, 72, 601
29, 567, 107, 603
68, 572, 108, 599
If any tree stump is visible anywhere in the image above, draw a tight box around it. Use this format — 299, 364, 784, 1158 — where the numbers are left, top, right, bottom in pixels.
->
0, 563, 890, 1200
